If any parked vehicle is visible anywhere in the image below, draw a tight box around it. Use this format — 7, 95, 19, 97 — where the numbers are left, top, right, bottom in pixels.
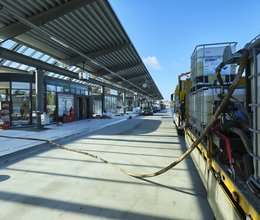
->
152, 105, 160, 113
141, 106, 154, 115
171, 71, 190, 134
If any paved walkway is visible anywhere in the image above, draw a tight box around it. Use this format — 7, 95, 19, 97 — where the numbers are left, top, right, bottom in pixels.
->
0, 113, 137, 159
0, 109, 214, 220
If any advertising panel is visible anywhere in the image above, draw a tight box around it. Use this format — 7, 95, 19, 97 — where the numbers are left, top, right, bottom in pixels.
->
57, 93, 74, 117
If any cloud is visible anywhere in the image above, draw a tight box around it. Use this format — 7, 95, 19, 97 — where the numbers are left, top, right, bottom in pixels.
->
142, 56, 162, 70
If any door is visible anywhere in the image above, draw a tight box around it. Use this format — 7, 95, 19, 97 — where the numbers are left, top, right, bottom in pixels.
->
77, 97, 83, 119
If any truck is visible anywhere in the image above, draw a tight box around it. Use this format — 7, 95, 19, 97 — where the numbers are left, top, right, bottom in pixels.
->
172, 72, 190, 134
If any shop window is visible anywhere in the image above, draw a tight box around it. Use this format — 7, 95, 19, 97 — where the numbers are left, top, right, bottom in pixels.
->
57, 93, 74, 117
0, 82, 10, 89
64, 87, 70, 93
11, 89, 30, 125
12, 82, 30, 90
0, 89, 10, 101
70, 88, 76, 94
47, 91, 56, 122
57, 86, 64, 92
93, 99, 102, 116
104, 95, 118, 114
47, 84, 56, 92
0, 82, 10, 102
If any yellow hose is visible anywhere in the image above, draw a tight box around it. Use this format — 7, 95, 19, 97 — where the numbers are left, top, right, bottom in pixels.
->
0, 50, 249, 178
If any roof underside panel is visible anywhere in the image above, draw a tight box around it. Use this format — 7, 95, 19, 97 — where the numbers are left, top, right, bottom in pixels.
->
0, 0, 163, 99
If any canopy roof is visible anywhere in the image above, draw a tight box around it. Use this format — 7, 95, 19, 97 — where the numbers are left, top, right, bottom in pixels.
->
0, 0, 163, 99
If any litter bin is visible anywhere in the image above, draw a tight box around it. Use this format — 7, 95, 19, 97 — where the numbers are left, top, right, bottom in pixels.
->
41, 113, 50, 125
62, 114, 67, 123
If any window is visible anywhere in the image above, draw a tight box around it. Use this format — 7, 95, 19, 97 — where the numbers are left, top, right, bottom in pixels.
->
47, 91, 56, 122
57, 93, 74, 117
11, 82, 31, 125
47, 85, 56, 92
12, 82, 30, 89
93, 99, 102, 116
11, 89, 30, 125
0, 82, 10, 89
70, 88, 76, 94
57, 86, 64, 92
0, 89, 9, 101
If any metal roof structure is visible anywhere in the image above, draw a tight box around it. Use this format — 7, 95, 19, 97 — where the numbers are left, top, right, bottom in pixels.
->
0, 0, 163, 99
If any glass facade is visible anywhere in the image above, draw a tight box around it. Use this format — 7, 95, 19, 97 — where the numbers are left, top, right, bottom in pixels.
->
57, 93, 74, 117
0, 82, 10, 102
93, 96, 102, 116
46, 91, 56, 122
0, 39, 138, 126
46, 82, 89, 122
0, 69, 126, 126
0, 74, 92, 126
11, 82, 31, 125
46, 84, 56, 122
105, 95, 118, 113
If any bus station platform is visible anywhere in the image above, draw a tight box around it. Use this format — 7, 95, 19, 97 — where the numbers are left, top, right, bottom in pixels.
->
0, 113, 137, 161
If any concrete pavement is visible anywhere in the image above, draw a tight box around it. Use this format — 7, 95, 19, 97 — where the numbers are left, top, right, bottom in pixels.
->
0, 109, 214, 220
0, 113, 137, 160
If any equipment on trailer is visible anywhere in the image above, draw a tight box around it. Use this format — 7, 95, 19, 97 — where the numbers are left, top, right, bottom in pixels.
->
172, 71, 190, 134
182, 37, 260, 219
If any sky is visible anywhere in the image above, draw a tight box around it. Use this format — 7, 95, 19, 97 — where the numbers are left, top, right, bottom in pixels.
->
109, 0, 260, 101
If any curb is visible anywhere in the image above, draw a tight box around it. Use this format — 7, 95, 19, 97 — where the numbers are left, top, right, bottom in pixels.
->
0, 117, 129, 163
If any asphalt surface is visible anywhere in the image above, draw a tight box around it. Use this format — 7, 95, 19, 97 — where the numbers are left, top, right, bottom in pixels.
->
0, 110, 214, 220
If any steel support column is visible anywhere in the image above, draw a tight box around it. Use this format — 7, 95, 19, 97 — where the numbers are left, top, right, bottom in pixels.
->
133, 95, 137, 107
101, 86, 105, 114
35, 69, 44, 129
123, 92, 126, 114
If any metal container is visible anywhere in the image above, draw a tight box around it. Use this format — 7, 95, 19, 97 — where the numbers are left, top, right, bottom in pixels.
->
188, 91, 197, 130
188, 87, 245, 133
203, 88, 245, 125
250, 51, 260, 180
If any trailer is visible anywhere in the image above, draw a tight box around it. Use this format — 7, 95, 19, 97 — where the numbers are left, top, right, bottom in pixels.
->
178, 37, 260, 219
172, 72, 190, 134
